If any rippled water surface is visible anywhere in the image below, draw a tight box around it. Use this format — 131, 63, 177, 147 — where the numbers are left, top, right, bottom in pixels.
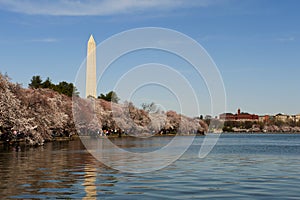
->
1, 134, 300, 199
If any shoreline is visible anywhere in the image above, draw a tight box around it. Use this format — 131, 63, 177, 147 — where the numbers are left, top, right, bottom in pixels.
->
2, 132, 300, 146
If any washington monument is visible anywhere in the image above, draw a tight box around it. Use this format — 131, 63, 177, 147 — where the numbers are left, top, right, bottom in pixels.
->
86, 35, 97, 98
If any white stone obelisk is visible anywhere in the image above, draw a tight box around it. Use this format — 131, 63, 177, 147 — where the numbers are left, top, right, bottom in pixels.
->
86, 35, 97, 98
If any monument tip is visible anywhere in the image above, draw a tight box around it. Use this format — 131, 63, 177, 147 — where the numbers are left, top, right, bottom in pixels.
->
88, 34, 95, 43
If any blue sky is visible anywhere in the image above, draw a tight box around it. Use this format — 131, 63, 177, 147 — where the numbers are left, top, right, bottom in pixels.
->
0, 0, 299, 117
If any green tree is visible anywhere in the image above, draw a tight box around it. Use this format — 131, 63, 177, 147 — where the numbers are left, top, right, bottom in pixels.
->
244, 121, 254, 129
28, 75, 78, 97
98, 91, 119, 103
53, 81, 75, 97
29, 75, 43, 89
41, 77, 54, 89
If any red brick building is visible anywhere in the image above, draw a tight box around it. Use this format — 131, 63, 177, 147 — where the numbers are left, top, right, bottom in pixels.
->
219, 109, 259, 121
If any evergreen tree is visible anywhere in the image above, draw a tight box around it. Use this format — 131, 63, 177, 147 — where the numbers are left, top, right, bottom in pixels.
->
98, 91, 119, 103
53, 81, 75, 97
29, 75, 43, 89
41, 77, 54, 89
28, 75, 78, 97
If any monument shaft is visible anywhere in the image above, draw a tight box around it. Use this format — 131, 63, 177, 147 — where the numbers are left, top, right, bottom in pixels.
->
86, 35, 97, 98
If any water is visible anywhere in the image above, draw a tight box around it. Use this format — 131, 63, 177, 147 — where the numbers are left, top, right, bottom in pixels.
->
1, 134, 300, 199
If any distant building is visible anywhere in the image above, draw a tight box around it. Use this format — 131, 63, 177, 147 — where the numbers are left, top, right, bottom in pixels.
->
290, 114, 300, 123
295, 114, 300, 122
259, 115, 269, 123
219, 108, 259, 121
275, 113, 290, 122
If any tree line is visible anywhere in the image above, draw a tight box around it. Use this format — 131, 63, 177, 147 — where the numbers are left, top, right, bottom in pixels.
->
29, 75, 122, 103
29, 75, 78, 97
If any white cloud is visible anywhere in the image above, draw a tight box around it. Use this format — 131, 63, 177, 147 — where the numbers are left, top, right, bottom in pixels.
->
27, 38, 59, 43
0, 0, 221, 16
275, 36, 296, 42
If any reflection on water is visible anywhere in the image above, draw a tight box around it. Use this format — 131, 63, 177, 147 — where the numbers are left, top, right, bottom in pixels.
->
0, 134, 300, 199
83, 163, 97, 200
82, 135, 195, 173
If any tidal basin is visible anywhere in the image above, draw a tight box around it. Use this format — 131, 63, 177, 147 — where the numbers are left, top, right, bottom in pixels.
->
1, 134, 300, 199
